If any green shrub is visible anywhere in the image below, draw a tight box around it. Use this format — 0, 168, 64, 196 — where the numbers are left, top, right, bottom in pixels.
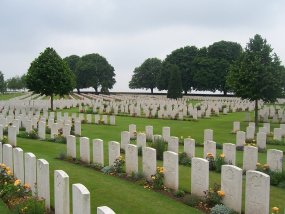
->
179, 152, 191, 166
148, 138, 167, 160
210, 204, 237, 214
215, 154, 226, 173
204, 183, 224, 207
266, 139, 285, 146
174, 189, 185, 198
182, 194, 201, 207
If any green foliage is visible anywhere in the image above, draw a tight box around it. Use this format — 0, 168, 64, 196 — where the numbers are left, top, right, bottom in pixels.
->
64, 55, 81, 92
214, 154, 226, 173
163, 46, 199, 94
0, 71, 6, 93
129, 58, 162, 94
267, 139, 285, 146
204, 183, 224, 207
148, 138, 167, 160
150, 167, 164, 190
76, 53, 116, 93
26, 47, 75, 110
0, 164, 45, 213
182, 194, 201, 207
174, 189, 185, 198
167, 64, 182, 99
101, 156, 125, 175
228, 34, 285, 102
5, 75, 26, 91
178, 152, 192, 166
207, 41, 242, 95
17, 130, 39, 139
210, 204, 236, 214
227, 34, 285, 126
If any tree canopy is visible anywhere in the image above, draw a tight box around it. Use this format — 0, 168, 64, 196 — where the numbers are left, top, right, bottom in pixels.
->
166, 64, 182, 99
26, 47, 75, 110
162, 46, 198, 94
64, 55, 81, 93
0, 71, 6, 94
129, 58, 162, 94
228, 34, 285, 127
76, 53, 116, 93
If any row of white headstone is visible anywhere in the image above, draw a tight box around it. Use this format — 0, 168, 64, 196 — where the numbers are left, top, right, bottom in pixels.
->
0, 142, 115, 214
66, 137, 272, 214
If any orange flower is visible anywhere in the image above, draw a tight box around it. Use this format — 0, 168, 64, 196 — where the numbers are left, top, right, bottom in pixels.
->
23, 183, 31, 189
217, 190, 225, 197
14, 179, 21, 186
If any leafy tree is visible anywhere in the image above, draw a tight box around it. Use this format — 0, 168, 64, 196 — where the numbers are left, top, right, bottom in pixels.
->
166, 64, 182, 99
207, 41, 242, 95
228, 34, 285, 128
26, 47, 75, 110
6, 76, 22, 91
76, 53, 116, 93
64, 55, 82, 93
0, 71, 6, 94
129, 58, 162, 94
164, 46, 198, 94
157, 61, 172, 91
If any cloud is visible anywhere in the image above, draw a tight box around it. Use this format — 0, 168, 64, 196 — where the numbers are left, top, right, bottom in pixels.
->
0, 0, 284, 91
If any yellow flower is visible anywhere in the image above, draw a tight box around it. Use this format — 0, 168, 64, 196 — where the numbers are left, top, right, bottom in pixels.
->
5, 167, 11, 172
256, 162, 261, 166
151, 176, 155, 180
14, 179, 21, 186
220, 153, 225, 158
272, 206, 279, 213
6, 170, 12, 176
217, 190, 225, 197
0, 163, 6, 168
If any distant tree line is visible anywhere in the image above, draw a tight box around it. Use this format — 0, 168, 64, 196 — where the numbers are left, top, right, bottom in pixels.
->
129, 40, 243, 98
0, 72, 26, 93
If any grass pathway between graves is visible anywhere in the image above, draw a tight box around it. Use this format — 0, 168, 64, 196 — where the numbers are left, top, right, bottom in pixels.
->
2, 110, 285, 213
0, 93, 26, 100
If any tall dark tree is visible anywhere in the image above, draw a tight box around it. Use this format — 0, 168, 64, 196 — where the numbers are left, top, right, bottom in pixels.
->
157, 61, 172, 91
26, 47, 75, 110
76, 53, 116, 93
207, 41, 242, 95
0, 71, 6, 94
6, 76, 23, 91
166, 64, 182, 99
64, 55, 81, 93
129, 58, 162, 94
164, 46, 198, 94
228, 34, 285, 128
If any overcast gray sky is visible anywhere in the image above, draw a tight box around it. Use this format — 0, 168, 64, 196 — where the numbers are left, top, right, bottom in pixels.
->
0, 0, 284, 92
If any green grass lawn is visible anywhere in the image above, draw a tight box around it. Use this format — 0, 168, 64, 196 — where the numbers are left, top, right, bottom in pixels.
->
1, 108, 285, 213
0, 92, 26, 100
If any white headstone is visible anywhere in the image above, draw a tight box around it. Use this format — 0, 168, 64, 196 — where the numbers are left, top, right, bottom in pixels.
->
222, 143, 236, 165
204, 129, 213, 142
221, 165, 242, 213
137, 133, 146, 148
54, 170, 70, 214
80, 137, 90, 163
67, 135, 76, 158
184, 138, 195, 158
191, 158, 209, 197
108, 141, 120, 166
97, 206, 115, 214
203, 140, 216, 159
168, 136, 179, 154
256, 132, 266, 149
236, 131, 245, 147
267, 149, 283, 172
245, 170, 270, 214
13, 147, 24, 182
125, 144, 138, 175
2, 144, 13, 171
243, 146, 258, 171
93, 139, 104, 166
24, 152, 37, 194
37, 159, 50, 210
142, 147, 156, 181
120, 131, 130, 150
8, 125, 17, 146
72, 184, 90, 214
163, 151, 178, 190
162, 127, 170, 142
145, 125, 153, 141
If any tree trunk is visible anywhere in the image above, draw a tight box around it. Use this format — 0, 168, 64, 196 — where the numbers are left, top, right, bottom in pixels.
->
184, 90, 187, 95
51, 94, 54, 111
94, 87, 98, 95
77, 88, 80, 94
255, 99, 258, 132
150, 88, 153, 94
223, 90, 227, 96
